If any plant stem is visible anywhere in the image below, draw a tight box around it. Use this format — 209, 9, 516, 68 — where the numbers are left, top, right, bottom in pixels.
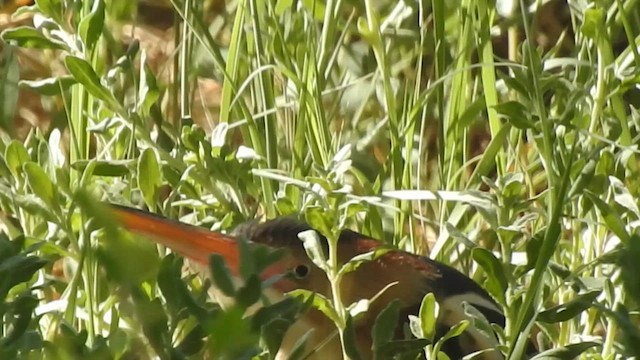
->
327, 232, 350, 359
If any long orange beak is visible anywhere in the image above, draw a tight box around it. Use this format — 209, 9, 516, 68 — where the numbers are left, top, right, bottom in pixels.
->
111, 205, 243, 274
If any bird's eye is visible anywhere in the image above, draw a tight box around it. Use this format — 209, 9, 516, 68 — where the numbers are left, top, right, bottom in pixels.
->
293, 264, 310, 279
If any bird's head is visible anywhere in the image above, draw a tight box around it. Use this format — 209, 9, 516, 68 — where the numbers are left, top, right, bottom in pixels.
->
229, 217, 332, 296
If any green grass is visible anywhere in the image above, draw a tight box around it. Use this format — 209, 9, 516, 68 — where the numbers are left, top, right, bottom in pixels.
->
1, 0, 640, 359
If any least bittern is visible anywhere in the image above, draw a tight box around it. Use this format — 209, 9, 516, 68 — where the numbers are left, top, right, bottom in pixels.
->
111, 205, 524, 359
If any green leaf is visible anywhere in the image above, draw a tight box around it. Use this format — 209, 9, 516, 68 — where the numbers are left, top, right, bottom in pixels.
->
1, 27, 65, 50
581, 9, 604, 40
37, 138, 54, 177
274, 0, 294, 15
617, 235, 640, 305
78, 0, 105, 49
237, 236, 256, 279
13, 194, 58, 224
408, 315, 422, 339
568, 159, 596, 197
376, 339, 430, 359
500, 172, 525, 201
175, 326, 204, 356
586, 192, 630, 243
0, 46, 20, 134
71, 160, 133, 177
0, 254, 48, 300
610, 176, 640, 219
499, 70, 530, 100
301, 0, 325, 21
137, 148, 162, 209
35, 0, 64, 21
338, 247, 391, 276
471, 248, 507, 305
207, 306, 258, 357
440, 319, 469, 342
95, 221, 160, 285
64, 56, 122, 113
252, 297, 304, 356
209, 254, 236, 297
303, 207, 333, 241
251, 244, 284, 278
611, 303, 640, 356
524, 231, 543, 272
236, 274, 262, 309
456, 97, 486, 131
538, 290, 600, 323
5, 140, 30, 178
494, 101, 535, 129
100, 239, 160, 285
50, 323, 90, 358
23, 162, 57, 209
131, 291, 170, 358
462, 302, 497, 341
287, 289, 340, 325
530, 341, 599, 360
419, 293, 439, 341
468, 124, 512, 185
157, 254, 208, 320
343, 316, 362, 360
0, 294, 39, 345
259, 318, 293, 357
156, 254, 187, 312
137, 59, 160, 116
20, 76, 76, 96
372, 299, 400, 351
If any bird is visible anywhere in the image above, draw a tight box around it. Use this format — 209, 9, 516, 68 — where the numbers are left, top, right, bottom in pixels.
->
111, 204, 520, 360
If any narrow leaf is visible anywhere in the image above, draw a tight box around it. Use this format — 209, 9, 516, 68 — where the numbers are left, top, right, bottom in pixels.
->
343, 316, 362, 360
78, 0, 105, 48
338, 247, 391, 276
20, 76, 76, 96
586, 192, 630, 243
236, 274, 262, 309
287, 289, 340, 325
538, 290, 600, 323
1, 27, 65, 49
372, 299, 400, 350
5, 140, 30, 178
137, 148, 162, 208
64, 56, 122, 112
0, 46, 20, 133
472, 248, 507, 305
610, 176, 640, 219
23, 162, 57, 209
209, 254, 236, 297
530, 341, 599, 360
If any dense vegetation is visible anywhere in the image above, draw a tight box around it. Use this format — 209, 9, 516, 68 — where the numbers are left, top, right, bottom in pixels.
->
1, 0, 639, 359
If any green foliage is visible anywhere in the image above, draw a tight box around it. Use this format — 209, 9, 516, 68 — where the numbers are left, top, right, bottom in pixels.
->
0, 0, 639, 358
0, 234, 48, 358
0, 46, 20, 135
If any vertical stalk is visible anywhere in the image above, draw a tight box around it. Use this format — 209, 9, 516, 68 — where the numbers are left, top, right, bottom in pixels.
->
327, 236, 350, 360
179, 0, 192, 123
